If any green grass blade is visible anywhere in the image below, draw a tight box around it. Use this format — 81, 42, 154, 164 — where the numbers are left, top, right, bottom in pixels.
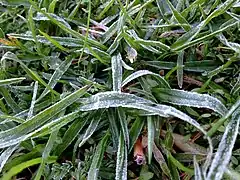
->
117, 107, 129, 148
38, 30, 69, 52
34, 129, 59, 180
147, 116, 154, 164
54, 117, 87, 156
0, 77, 25, 86
0, 87, 21, 113
129, 117, 144, 151
8, 33, 84, 47
27, 81, 38, 119
37, 56, 73, 102
1, 157, 57, 180
28, 5, 41, 54
88, 131, 110, 180
177, 51, 184, 88
107, 108, 120, 151
208, 97, 240, 137
166, 0, 191, 31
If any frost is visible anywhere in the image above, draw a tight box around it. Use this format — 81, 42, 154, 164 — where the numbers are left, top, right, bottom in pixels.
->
156, 89, 227, 116
33, 12, 71, 29
122, 70, 169, 88
207, 110, 240, 180
111, 54, 122, 92
0, 145, 18, 172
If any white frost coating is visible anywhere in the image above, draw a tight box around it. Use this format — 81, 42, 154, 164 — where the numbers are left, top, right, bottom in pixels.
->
121, 60, 134, 71
111, 53, 122, 92
79, 117, 101, 147
80, 91, 213, 172
33, 12, 71, 29
206, 110, 240, 180
218, 34, 240, 54
37, 58, 73, 102
157, 89, 228, 116
0, 145, 18, 172
121, 70, 170, 88
27, 81, 38, 119
8, 34, 83, 47
194, 156, 204, 180
80, 92, 153, 111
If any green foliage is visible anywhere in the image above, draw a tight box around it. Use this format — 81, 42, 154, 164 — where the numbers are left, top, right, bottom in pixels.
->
0, 0, 239, 179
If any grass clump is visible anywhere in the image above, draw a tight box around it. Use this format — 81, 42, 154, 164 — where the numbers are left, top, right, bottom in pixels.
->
0, 0, 240, 179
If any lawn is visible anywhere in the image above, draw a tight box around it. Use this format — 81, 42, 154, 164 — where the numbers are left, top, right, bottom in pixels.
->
0, 0, 240, 179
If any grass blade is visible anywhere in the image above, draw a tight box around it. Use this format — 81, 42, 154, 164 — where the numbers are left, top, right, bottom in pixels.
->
207, 108, 240, 179
122, 70, 170, 88
0, 77, 25, 86
117, 107, 129, 148
147, 116, 154, 164
1, 157, 56, 180
0, 145, 18, 173
115, 132, 127, 180
154, 88, 227, 116
112, 53, 122, 92
79, 111, 102, 147
34, 129, 59, 180
88, 131, 110, 180
177, 51, 184, 88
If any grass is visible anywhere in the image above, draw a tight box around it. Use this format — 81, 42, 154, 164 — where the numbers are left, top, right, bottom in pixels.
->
0, 0, 239, 179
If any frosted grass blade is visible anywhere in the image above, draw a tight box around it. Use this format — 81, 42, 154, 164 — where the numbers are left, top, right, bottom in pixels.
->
0, 78, 25, 86
154, 88, 227, 116
112, 53, 122, 92
207, 109, 240, 179
0, 145, 18, 172
122, 70, 170, 88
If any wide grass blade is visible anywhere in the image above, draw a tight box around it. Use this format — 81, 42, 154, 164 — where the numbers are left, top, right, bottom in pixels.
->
129, 117, 144, 151
1, 157, 57, 180
154, 88, 227, 116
